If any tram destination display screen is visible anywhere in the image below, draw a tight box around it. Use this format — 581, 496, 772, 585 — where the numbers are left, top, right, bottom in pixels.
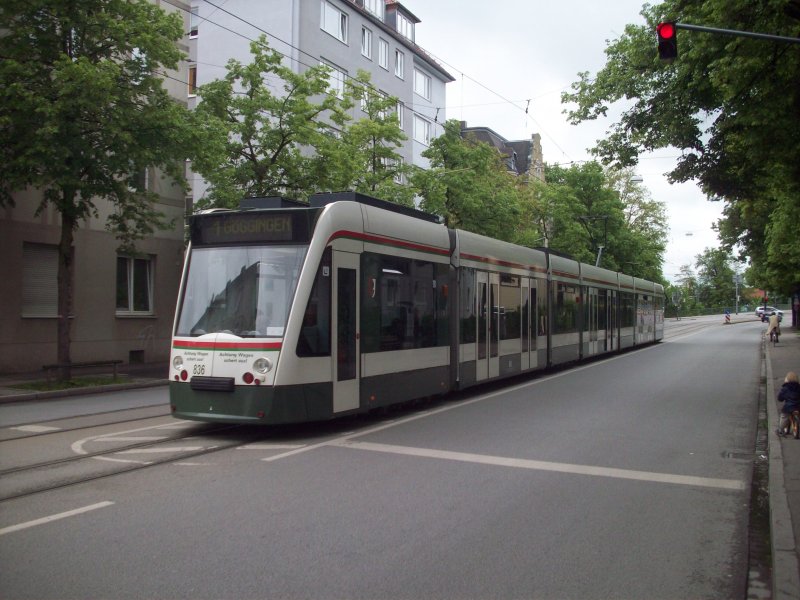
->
191, 211, 315, 245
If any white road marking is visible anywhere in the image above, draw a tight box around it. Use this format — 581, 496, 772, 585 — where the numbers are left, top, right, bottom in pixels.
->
115, 446, 206, 454
0, 501, 114, 537
72, 421, 196, 455
332, 440, 747, 491
93, 436, 167, 443
237, 444, 305, 450
157, 422, 196, 429
12, 425, 61, 433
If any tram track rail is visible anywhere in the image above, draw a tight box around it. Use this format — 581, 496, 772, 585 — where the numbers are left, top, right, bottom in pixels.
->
0, 423, 255, 503
1, 404, 170, 442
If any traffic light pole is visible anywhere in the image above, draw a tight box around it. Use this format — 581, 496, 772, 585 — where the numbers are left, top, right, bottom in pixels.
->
675, 22, 800, 45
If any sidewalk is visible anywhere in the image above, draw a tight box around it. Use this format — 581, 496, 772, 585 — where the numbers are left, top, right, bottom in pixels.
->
766, 326, 800, 599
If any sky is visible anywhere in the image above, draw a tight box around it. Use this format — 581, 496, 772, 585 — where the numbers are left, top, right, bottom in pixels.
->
409, 0, 725, 281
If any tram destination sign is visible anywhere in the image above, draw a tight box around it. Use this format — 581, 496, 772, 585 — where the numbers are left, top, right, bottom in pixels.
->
192, 211, 313, 245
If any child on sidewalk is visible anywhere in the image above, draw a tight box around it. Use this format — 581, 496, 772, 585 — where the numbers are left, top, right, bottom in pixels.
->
777, 371, 800, 436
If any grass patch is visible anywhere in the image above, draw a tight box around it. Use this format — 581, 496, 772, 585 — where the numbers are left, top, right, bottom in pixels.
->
12, 375, 131, 392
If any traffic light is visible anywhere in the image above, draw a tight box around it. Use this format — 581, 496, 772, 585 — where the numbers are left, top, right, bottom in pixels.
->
657, 22, 678, 62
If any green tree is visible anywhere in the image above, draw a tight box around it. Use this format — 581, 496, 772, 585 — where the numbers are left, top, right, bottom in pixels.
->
0, 0, 195, 380
562, 0, 800, 295
537, 162, 666, 281
332, 71, 414, 206
695, 247, 737, 309
414, 120, 521, 241
191, 35, 344, 207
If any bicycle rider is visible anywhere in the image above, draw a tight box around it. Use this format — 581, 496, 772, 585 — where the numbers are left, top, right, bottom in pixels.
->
777, 371, 800, 436
767, 312, 781, 342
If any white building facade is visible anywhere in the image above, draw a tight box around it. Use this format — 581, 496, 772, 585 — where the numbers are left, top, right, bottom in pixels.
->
187, 0, 454, 202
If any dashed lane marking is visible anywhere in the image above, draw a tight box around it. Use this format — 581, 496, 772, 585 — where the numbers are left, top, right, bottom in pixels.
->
12, 425, 61, 433
0, 501, 115, 537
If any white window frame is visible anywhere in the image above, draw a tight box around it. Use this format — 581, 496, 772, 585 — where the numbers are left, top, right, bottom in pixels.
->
188, 65, 197, 97
361, 26, 372, 59
364, 0, 384, 20
116, 255, 154, 315
321, 61, 347, 99
395, 101, 404, 130
378, 38, 389, 70
393, 157, 404, 184
413, 114, 431, 145
189, 6, 199, 38
320, 0, 348, 44
396, 13, 413, 40
394, 49, 404, 79
414, 68, 431, 100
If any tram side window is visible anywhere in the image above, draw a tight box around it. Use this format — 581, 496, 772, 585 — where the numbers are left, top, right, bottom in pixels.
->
553, 283, 578, 334
360, 252, 448, 352
296, 248, 331, 357
620, 292, 635, 328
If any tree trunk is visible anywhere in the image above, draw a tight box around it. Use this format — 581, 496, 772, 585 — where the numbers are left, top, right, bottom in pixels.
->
56, 196, 77, 383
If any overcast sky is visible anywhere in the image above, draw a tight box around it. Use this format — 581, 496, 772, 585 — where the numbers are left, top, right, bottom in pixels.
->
411, 0, 725, 281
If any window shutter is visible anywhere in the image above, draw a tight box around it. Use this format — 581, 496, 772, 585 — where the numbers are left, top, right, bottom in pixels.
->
22, 243, 58, 317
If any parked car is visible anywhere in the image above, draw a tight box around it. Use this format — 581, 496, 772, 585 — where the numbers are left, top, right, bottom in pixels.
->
756, 306, 783, 322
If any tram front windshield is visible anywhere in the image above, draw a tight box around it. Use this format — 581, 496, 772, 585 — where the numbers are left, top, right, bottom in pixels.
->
175, 245, 307, 338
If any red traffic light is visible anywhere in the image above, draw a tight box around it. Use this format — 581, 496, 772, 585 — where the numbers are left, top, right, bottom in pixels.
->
657, 22, 675, 39
656, 21, 678, 62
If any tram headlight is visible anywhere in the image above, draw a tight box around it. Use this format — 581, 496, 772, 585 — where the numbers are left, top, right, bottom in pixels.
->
172, 356, 184, 371
253, 357, 272, 374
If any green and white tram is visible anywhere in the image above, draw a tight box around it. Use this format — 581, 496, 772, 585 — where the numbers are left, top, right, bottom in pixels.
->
169, 192, 664, 424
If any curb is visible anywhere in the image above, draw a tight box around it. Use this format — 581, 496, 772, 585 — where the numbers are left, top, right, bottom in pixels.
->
0, 379, 167, 405
766, 339, 800, 599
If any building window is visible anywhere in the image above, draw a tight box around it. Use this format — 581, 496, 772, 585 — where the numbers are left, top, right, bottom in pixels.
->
395, 101, 404, 129
22, 243, 59, 318
394, 49, 404, 79
413, 114, 431, 145
361, 26, 372, 59
320, 0, 348, 44
116, 255, 154, 314
414, 68, 431, 100
378, 38, 389, 70
189, 6, 199, 38
396, 13, 413, 41
321, 61, 346, 99
364, 0, 384, 20
393, 157, 404, 184
188, 65, 197, 96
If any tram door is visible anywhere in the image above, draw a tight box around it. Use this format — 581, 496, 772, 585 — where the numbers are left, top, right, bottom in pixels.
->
608, 290, 617, 351
522, 279, 531, 370
475, 272, 500, 381
521, 279, 538, 370
332, 251, 359, 413
587, 288, 599, 356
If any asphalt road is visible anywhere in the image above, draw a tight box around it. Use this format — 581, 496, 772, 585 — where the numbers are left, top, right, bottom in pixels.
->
0, 317, 763, 599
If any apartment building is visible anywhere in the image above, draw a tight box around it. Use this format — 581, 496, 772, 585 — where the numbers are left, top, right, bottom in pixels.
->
0, 1, 192, 373
187, 0, 455, 202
